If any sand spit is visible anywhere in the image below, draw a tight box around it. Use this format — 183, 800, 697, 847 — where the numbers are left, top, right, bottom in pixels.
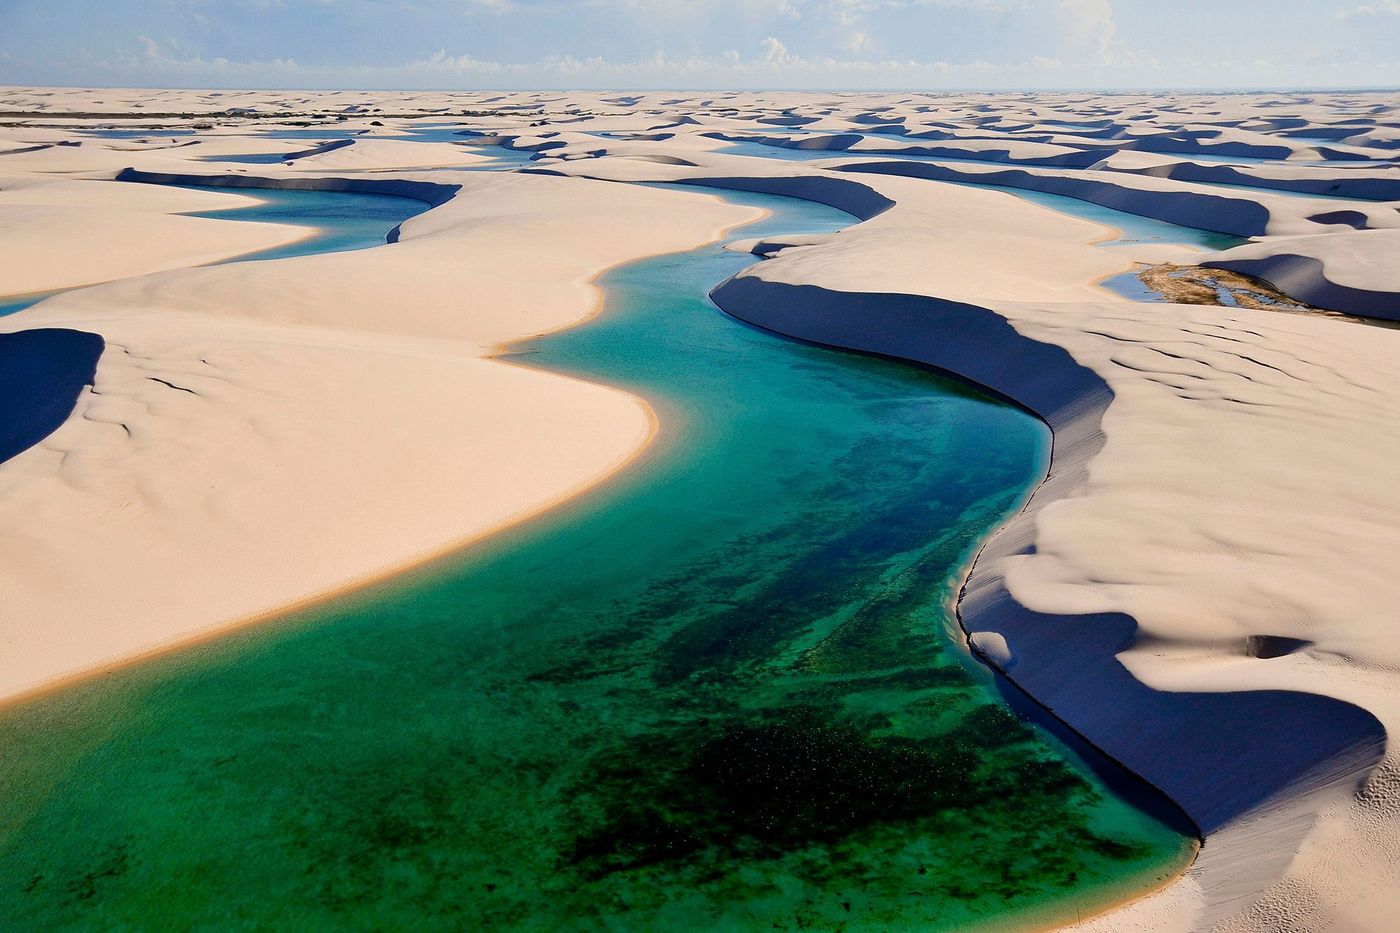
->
0, 140, 761, 700
3, 87, 1400, 931
0, 177, 311, 293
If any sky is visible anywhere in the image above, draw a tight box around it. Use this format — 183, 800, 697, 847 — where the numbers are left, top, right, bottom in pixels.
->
1, 0, 1397, 91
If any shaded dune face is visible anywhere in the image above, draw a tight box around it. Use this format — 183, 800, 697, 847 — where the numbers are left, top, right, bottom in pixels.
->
0, 328, 103, 466
838, 160, 1276, 238
1204, 245, 1400, 323
709, 272, 1389, 920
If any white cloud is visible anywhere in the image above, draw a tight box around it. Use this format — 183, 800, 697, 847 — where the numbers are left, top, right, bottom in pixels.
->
760, 36, 793, 65
66, 33, 1094, 88
24, 9, 1397, 92
605, 0, 801, 24
464, 0, 517, 13
1338, 0, 1400, 15
822, 0, 1121, 61
1057, 0, 1116, 61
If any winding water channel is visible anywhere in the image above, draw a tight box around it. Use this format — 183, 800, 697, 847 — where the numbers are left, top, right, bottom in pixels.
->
0, 179, 1193, 929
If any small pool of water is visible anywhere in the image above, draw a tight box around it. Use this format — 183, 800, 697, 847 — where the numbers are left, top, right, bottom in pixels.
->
1103, 268, 1161, 302
259, 127, 367, 140
1182, 179, 1382, 202
178, 185, 430, 262
856, 180, 1250, 303
82, 128, 196, 139
259, 125, 477, 145
719, 137, 1040, 167
1154, 151, 1287, 165
195, 151, 295, 164
0, 187, 430, 317
936, 181, 1248, 251
1298, 158, 1400, 168
452, 145, 542, 168
258, 128, 543, 169
719, 138, 865, 161
1283, 133, 1361, 144
894, 178, 1248, 303
0, 290, 57, 317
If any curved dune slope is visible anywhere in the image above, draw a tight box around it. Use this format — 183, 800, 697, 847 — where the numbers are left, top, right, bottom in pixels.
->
0, 156, 761, 700
1203, 230, 1400, 322
529, 121, 1400, 930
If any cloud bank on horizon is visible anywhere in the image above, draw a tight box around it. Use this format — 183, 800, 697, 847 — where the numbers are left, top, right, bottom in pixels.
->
0, 0, 1396, 91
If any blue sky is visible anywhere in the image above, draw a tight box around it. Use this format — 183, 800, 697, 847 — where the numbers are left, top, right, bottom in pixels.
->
1, 0, 1396, 91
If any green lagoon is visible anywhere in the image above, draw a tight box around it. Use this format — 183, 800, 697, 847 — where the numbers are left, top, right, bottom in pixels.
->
0, 185, 1191, 930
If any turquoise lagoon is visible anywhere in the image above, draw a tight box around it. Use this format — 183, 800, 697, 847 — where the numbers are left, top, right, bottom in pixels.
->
0, 186, 427, 319
0, 185, 1192, 930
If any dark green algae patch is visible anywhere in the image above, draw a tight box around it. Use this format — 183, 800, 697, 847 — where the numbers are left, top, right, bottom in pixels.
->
0, 188, 1191, 931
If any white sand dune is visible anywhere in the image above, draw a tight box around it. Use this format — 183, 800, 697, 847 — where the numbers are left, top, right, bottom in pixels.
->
3, 86, 1400, 932
1100, 157, 1400, 202
0, 173, 310, 293
277, 137, 498, 171
0, 140, 760, 700
827, 159, 1400, 238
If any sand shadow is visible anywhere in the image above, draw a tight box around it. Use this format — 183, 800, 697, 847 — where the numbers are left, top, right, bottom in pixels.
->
0, 328, 104, 466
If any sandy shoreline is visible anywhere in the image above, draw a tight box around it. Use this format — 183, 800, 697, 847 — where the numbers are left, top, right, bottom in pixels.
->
0, 124, 764, 700
0, 401, 663, 710
0, 194, 770, 709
